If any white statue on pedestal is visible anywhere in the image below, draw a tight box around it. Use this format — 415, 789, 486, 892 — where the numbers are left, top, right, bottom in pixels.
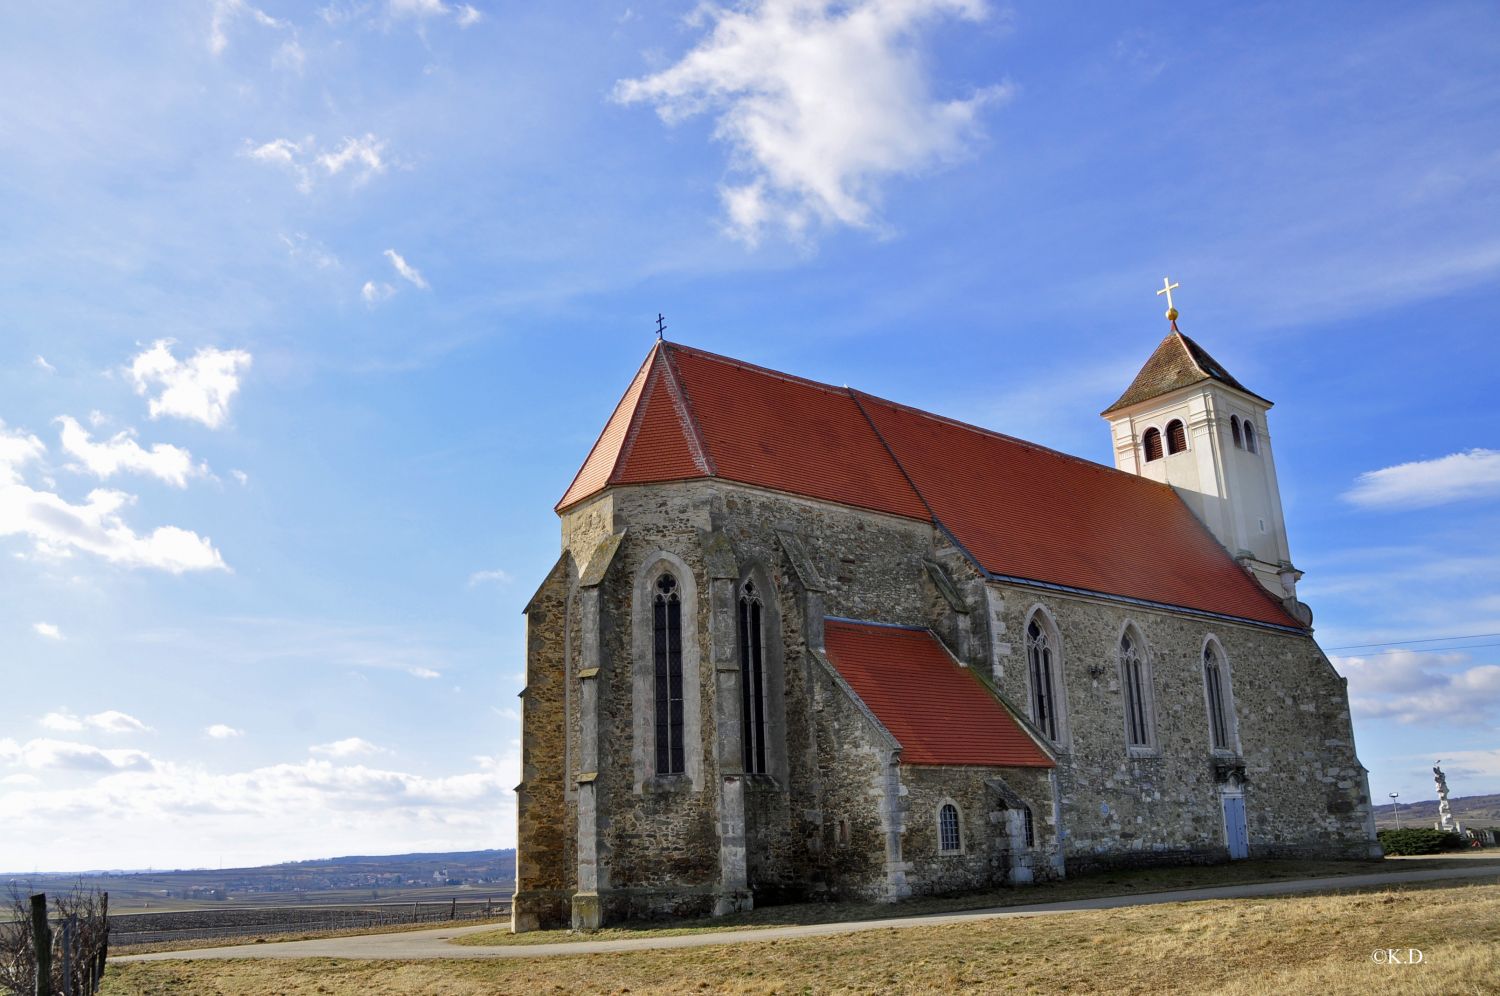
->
1433, 762, 1462, 834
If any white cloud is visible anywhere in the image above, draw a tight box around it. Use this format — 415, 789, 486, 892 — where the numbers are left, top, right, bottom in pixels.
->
383, 248, 430, 289
310, 737, 388, 758
39, 710, 84, 733
613, 0, 1009, 244
57, 416, 206, 488
315, 135, 388, 183
0, 421, 46, 481
205, 724, 244, 739
33, 622, 62, 640
1336, 649, 1500, 727
39, 710, 153, 735
362, 280, 396, 305
272, 38, 306, 74
0, 479, 227, 573
0, 749, 519, 869
126, 339, 252, 430
388, 0, 480, 26
279, 232, 340, 270
209, 0, 282, 55
245, 135, 387, 192
34, 355, 55, 373
1, 738, 155, 773
87, 710, 154, 735
231, 469, 249, 486
407, 666, 442, 679
0, 773, 40, 786
467, 568, 512, 586
1346, 449, 1500, 509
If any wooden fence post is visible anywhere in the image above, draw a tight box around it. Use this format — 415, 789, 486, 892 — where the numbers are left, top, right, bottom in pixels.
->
30, 893, 52, 996
450, 899, 456, 921
61, 916, 74, 996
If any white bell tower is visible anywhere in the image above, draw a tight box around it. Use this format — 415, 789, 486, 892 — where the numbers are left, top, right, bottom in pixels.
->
1101, 281, 1310, 625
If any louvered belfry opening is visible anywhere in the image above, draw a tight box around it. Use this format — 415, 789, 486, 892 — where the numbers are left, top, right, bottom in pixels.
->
1143, 427, 1163, 461
1166, 419, 1187, 454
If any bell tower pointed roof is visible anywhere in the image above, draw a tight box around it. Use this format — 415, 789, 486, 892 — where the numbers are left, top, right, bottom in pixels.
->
1101, 330, 1269, 417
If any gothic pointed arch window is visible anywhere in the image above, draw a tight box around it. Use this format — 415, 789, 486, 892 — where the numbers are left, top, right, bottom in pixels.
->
1166, 419, 1188, 454
1143, 427, 1163, 462
938, 802, 962, 855
1230, 415, 1243, 449
738, 579, 769, 775
1119, 627, 1156, 750
1025, 613, 1064, 743
653, 571, 685, 775
1203, 640, 1235, 752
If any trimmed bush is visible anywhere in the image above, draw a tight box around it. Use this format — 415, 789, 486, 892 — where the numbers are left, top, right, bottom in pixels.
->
1378, 828, 1464, 855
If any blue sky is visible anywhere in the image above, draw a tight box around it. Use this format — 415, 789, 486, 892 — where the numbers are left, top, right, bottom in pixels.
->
2, 1, 1497, 871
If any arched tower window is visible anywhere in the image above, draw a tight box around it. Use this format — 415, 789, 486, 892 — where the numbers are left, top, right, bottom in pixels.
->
1026, 615, 1061, 742
938, 802, 962, 854
1142, 427, 1163, 462
1203, 641, 1233, 752
1243, 422, 1258, 454
738, 579, 768, 775
1230, 415, 1243, 449
1119, 628, 1155, 749
1166, 419, 1188, 454
653, 572, 685, 775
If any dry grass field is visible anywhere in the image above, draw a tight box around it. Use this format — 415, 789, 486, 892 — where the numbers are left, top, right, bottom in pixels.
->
102, 879, 1500, 995
450, 856, 1472, 947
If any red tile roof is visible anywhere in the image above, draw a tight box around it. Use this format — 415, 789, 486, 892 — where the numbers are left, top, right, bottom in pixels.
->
823, 619, 1053, 768
558, 341, 1302, 630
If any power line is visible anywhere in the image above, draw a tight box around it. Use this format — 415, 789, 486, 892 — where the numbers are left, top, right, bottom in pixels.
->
1325, 631, 1500, 651
1327, 641, 1500, 658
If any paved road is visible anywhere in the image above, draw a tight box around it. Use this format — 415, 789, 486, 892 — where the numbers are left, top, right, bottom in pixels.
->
117, 863, 1499, 963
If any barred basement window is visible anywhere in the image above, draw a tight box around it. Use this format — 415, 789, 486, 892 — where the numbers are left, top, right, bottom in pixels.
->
1023, 805, 1035, 849
653, 572, 685, 775
1166, 419, 1188, 454
1026, 617, 1059, 742
738, 579, 768, 775
1143, 427, 1163, 462
1204, 642, 1232, 752
1230, 415, 1243, 449
938, 803, 962, 854
1120, 629, 1155, 749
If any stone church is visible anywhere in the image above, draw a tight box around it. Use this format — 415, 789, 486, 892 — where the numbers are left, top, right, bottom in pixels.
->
511, 324, 1379, 931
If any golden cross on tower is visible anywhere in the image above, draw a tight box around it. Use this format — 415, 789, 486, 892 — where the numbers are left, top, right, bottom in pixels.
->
1157, 276, 1181, 328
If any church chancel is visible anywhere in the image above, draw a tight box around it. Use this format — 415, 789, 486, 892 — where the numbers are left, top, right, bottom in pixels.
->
512, 288, 1380, 931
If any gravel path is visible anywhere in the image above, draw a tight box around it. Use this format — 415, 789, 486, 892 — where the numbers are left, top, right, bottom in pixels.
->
116, 863, 1500, 963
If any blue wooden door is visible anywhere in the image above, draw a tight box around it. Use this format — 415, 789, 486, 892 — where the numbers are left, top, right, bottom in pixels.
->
1223, 795, 1249, 860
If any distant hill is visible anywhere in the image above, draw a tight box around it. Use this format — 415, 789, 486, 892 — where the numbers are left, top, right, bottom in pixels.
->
4, 849, 515, 911
1371, 793, 1500, 829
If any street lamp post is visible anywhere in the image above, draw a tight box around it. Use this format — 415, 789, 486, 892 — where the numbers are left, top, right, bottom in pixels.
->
1389, 792, 1401, 829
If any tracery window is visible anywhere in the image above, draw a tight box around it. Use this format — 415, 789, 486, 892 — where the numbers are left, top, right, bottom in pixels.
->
1204, 642, 1233, 752
653, 572, 685, 775
1166, 419, 1188, 454
1023, 805, 1035, 849
1120, 629, 1154, 749
1143, 427, 1163, 462
738, 579, 768, 775
1026, 616, 1060, 742
938, 803, 962, 854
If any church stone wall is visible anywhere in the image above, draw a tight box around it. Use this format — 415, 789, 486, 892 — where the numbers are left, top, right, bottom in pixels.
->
957, 566, 1376, 871
511, 555, 576, 931
516, 476, 1375, 931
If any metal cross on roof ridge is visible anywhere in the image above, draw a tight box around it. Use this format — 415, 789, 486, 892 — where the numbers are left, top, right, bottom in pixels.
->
656, 313, 667, 340
1156, 276, 1179, 311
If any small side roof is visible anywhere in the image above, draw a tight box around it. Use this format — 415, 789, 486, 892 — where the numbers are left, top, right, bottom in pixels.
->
822, 619, 1054, 768
1101, 330, 1270, 416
